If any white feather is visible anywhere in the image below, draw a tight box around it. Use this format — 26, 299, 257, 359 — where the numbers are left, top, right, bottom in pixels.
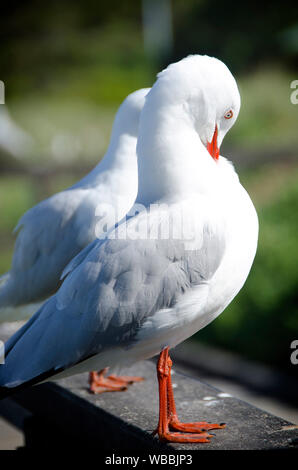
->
0, 55, 258, 389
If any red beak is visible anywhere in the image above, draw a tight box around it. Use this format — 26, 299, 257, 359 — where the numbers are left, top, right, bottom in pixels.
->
207, 125, 219, 161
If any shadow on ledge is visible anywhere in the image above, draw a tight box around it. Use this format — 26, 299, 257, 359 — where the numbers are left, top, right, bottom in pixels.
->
0, 361, 298, 450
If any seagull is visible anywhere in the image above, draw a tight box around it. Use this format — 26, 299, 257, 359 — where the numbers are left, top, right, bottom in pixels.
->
0, 88, 149, 323
0, 88, 148, 393
0, 55, 258, 444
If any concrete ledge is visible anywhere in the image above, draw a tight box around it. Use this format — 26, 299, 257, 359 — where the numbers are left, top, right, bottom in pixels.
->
171, 342, 298, 406
2, 361, 298, 450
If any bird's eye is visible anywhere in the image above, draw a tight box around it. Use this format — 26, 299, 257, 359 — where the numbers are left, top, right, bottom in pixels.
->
224, 110, 233, 120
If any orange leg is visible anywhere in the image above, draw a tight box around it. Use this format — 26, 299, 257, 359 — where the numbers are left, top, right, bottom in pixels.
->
156, 347, 214, 443
166, 355, 226, 433
89, 368, 144, 394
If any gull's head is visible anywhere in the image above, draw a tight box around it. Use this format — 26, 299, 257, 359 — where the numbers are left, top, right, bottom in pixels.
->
156, 55, 240, 161
112, 88, 149, 138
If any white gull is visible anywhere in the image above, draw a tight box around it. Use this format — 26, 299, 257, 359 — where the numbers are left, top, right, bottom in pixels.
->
0, 89, 149, 322
0, 55, 258, 443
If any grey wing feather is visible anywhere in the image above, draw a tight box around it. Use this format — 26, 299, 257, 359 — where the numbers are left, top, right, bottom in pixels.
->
0, 223, 225, 388
0, 190, 98, 307
60, 239, 100, 281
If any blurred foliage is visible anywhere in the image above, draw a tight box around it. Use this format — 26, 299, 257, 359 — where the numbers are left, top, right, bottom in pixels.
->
4, 64, 296, 168
1, 0, 298, 102
0, 175, 36, 273
172, 0, 298, 72
226, 67, 298, 151
0, 1, 297, 166
0, 1, 150, 103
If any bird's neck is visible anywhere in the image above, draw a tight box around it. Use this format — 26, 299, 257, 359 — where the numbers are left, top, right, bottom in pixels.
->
100, 132, 137, 173
76, 133, 138, 189
136, 91, 217, 206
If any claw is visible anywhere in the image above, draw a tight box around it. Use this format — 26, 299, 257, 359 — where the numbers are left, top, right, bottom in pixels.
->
155, 347, 226, 444
88, 370, 144, 394
159, 431, 213, 444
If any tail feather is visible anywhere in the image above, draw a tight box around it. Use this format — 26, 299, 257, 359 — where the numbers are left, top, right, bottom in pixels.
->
0, 364, 66, 400
0, 345, 98, 401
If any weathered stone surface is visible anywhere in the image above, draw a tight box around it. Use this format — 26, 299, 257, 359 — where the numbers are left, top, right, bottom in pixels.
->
8, 361, 298, 450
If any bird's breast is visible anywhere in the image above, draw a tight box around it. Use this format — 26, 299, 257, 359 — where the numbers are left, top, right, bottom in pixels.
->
203, 182, 259, 326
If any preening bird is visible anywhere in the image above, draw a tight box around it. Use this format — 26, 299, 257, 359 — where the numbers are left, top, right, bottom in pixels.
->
0, 55, 258, 444
0, 88, 148, 323
0, 88, 148, 393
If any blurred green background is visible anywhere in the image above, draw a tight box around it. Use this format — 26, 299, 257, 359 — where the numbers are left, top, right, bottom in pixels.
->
0, 0, 297, 376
